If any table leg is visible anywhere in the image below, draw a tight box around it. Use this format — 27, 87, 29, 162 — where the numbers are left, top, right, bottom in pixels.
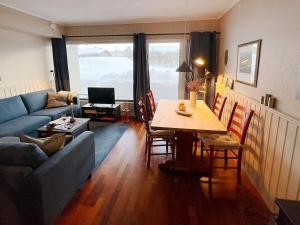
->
159, 131, 208, 175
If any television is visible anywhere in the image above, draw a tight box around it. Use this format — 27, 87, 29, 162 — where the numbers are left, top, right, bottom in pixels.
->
88, 87, 115, 104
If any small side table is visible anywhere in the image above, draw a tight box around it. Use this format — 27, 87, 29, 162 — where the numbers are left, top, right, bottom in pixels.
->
275, 199, 300, 225
122, 108, 130, 122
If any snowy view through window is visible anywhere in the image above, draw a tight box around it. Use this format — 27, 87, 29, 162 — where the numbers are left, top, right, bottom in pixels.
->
148, 42, 180, 100
78, 43, 133, 100
72, 42, 180, 101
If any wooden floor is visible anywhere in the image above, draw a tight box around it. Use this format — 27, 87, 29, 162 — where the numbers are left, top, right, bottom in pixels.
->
55, 121, 271, 225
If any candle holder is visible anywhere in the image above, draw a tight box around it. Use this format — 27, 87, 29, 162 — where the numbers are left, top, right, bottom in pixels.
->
70, 103, 76, 123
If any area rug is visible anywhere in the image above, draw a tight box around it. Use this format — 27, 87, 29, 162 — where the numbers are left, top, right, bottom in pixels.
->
90, 122, 128, 169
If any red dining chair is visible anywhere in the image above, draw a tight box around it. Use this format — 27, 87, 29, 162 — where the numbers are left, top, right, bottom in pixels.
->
146, 90, 156, 119
193, 93, 227, 154
138, 98, 175, 167
211, 93, 227, 120
200, 102, 254, 191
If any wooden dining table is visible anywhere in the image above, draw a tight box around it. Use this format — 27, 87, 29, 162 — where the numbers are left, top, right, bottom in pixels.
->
151, 99, 227, 174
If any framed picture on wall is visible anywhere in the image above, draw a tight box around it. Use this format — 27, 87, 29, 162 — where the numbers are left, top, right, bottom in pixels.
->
236, 40, 262, 87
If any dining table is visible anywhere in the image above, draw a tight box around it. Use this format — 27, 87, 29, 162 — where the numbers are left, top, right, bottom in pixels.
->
151, 99, 227, 174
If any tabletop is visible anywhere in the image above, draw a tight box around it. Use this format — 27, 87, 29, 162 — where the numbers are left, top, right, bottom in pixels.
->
151, 99, 227, 133
37, 117, 90, 134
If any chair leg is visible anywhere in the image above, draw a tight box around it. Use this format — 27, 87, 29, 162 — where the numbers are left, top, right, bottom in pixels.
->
208, 147, 214, 197
171, 138, 175, 159
145, 135, 148, 154
166, 139, 169, 153
200, 141, 204, 160
224, 149, 228, 166
237, 148, 243, 184
147, 138, 152, 168
193, 132, 198, 155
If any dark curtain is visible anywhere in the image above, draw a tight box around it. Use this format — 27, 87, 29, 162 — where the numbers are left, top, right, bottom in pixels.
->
51, 37, 71, 91
133, 33, 150, 120
188, 32, 217, 107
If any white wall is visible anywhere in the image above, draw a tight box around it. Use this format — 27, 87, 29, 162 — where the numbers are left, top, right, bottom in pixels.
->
0, 5, 63, 98
0, 28, 53, 88
0, 5, 63, 38
218, 0, 300, 120
217, 0, 300, 211
65, 20, 219, 37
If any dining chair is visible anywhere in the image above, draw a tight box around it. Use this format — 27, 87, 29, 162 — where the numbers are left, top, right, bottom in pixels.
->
138, 98, 175, 167
200, 102, 254, 190
193, 93, 227, 154
211, 93, 227, 120
146, 90, 156, 119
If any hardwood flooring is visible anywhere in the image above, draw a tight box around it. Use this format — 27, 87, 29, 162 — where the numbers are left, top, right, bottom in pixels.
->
55, 121, 271, 225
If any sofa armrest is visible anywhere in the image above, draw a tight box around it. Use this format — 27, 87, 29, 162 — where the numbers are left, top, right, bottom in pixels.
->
24, 131, 95, 225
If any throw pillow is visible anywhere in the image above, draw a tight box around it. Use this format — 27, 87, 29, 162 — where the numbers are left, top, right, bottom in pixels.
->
20, 133, 66, 156
0, 142, 48, 169
57, 91, 77, 104
46, 92, 68, 109
57, 91, 69, 102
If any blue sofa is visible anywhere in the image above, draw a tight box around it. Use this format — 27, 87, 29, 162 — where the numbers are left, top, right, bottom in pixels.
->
0, 89, 81, 137
0, 131, 95, 225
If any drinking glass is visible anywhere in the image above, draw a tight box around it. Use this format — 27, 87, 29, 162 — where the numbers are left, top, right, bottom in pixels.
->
61, 113, 67, 121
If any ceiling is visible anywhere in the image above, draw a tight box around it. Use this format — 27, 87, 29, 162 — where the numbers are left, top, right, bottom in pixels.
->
0, 0, 239, 26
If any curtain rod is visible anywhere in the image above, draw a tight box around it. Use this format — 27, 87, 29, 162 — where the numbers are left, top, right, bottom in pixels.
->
65, 32, 220, 38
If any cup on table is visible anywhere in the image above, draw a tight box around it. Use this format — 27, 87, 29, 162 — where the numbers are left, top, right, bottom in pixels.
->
61, 114, 67, 121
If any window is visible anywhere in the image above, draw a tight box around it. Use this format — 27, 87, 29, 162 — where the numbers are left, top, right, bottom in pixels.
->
148, 42, 181, 101
67, 43, 133, 100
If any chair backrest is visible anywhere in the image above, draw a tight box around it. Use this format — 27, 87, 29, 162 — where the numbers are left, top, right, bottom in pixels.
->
146, 90, 156, 119
212, 93, 227, 120
227, 102, 254, 145
138, 97, 150, 133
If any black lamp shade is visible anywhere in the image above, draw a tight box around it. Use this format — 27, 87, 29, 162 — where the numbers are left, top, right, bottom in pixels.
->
176, 61, 193, 73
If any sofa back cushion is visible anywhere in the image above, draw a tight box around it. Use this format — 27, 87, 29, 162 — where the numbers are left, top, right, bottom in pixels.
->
0, 96, 28, 124
21, 89, 54, 113
0, 142, 48, 169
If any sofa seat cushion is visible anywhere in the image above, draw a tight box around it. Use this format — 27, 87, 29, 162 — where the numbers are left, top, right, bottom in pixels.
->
0, 116, 51, 137
0, 142, 48, 169
21, 89, 53, 113
31, 105, 81, 120
201, 133, 241, 148
0, 96, 28, 124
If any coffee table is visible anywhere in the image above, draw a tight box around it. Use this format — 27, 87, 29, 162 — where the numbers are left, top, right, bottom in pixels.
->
37, 117, 90, 138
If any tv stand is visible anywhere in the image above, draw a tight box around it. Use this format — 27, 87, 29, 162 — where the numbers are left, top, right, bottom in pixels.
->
82, 103, 121, 122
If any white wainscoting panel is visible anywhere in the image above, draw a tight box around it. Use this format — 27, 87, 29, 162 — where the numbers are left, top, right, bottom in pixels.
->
218, 86, 300, 211
0, 81, 54, 99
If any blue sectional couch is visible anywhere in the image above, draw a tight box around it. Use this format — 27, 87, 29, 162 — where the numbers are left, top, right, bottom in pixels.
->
0, 89, 81, 137
0, 131, 95, 225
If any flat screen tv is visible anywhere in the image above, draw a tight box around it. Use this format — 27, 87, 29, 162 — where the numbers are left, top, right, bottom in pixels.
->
88, 87, 115, 104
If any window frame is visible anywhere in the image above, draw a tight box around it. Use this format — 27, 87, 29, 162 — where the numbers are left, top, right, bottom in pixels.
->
146, 36, 187, 100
